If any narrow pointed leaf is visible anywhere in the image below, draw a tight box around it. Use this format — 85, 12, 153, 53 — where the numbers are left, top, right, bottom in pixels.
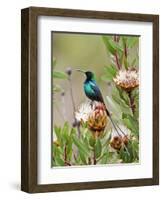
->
72, 135, 89, 156
95, 139, 102, 159
53, 71, 68, 79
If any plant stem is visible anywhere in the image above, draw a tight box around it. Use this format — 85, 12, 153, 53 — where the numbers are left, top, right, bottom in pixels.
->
64, 145, 67, 165
76, 125, 81, 139
93, 147, 97, 165
117, 36, 120, 43
68, 76, 81, 138
123, 40, 129, 70
61, 93, 66, 121
88, 157, 92, 165
64, 145, 71, 166
124, 42, 127, 58
113, 35, 121, 70
113, 35, 117, 42
69, 77, 76, 115
92, 140, 97, 165
115, 52, 121, 70
128, 91, 135, 115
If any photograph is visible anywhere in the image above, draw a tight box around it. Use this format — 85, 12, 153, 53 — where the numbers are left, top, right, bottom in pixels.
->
52, 32, 140, 167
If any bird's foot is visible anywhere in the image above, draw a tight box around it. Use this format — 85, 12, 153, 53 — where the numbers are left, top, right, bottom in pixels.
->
90, 101, 94, 108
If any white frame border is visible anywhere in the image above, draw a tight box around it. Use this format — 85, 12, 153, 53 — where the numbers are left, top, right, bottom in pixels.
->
37, 16, 153, 184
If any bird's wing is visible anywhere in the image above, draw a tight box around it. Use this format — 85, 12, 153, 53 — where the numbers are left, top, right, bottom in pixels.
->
89, 80, 104, 102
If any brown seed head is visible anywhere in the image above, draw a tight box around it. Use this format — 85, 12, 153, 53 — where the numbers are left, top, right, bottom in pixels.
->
110, 136, 123, 150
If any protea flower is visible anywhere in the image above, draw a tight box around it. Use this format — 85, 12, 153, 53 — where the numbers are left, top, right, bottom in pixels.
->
87, 102, 108, 138
75, 101, 108, 137
113, 68, 139, 91
75, 101, 93, 123
110, 125, 130, 150
110, 136, 123, 150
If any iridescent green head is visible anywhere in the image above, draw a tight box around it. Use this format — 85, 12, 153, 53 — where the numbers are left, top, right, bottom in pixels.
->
77, 69, 94, 80
85, 71, 94, 80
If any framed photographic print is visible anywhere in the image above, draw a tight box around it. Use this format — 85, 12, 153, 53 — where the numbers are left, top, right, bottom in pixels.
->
21, 7, 159, 193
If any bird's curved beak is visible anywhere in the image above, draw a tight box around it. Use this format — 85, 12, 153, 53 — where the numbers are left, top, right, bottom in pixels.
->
76, 69, 85, 73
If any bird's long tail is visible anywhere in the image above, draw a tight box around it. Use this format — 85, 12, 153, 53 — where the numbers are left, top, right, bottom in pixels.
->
105, 108, 111, 117
105, 107, 126, 137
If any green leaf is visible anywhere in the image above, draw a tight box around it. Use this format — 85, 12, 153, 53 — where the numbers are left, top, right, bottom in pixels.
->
131, 140, 139, 160
122, 36, 139, 48
102, 36, 123, 54
117, 87, 130, 106
53, 144, 63, 156
131, 58, 137, 67
106, 96, 121, 117
111, 86, 132, 115
72, 135, 90, 156
119, 38, 128, 69
62, 122, 69, 142
66, 138, 73, 160
105, 65, 117, 76
124, 54, 129, 70
100, 152, 110, 164
53, 71, 68, 79
52, 159, 56, 166
119, 139, 139, 163
119, 148, 132, 163
101, 65, 117, 82
53, 84, 63, 92
131, 89, 139, 99
89, 135, 96, 147
102, 36, 116, 54
112, 93, 129, 109
53, 144, 65, 166
95, 139, 102, 159
83, 136, 91, 151
55, 156, 65, 166
122, 113, 139, 136
54, 126, 62, 143
70, 127, 76, 137
122, 36, 127, 45
127, 37, 139, 48
54, 123, 71, 147
53, 58, 57, 68
98, 144, 111, 164
112, 95, 131, 115
79, 150, 87, 164
110, 39, 123, 54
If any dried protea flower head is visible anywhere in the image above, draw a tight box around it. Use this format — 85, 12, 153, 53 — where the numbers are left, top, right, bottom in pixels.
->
110, 126, 130, 150
122, 135, 129, 145
75, 101, 108, 138
87, 101, 108, 138
110, 136, 122, 150
113, 68, 139, 91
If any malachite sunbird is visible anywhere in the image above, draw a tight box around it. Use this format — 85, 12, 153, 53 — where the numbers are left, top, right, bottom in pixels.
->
77, 70, 110, 116
77, 69, 126, 136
